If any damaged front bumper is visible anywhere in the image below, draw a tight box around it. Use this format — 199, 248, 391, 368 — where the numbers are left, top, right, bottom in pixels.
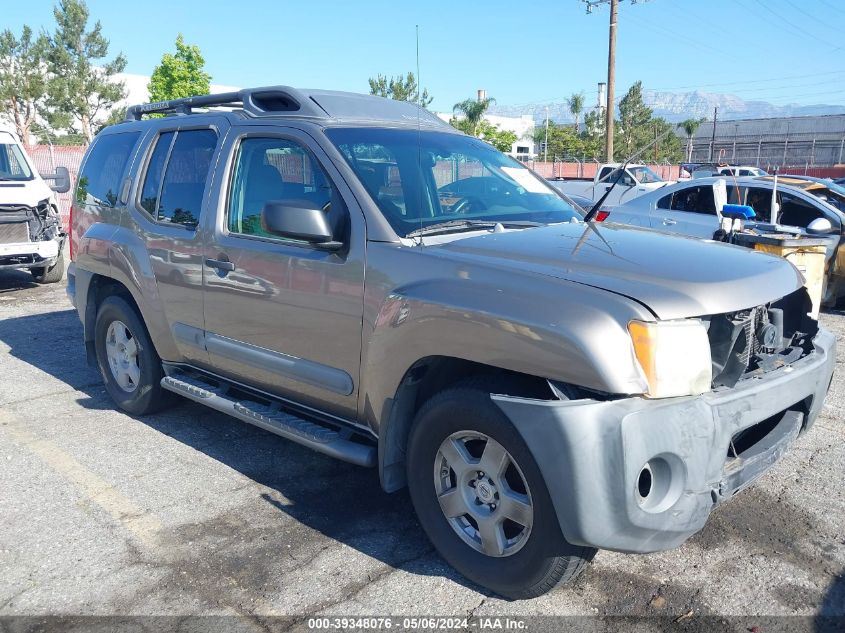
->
0, 239, 60, 269
492, 327, 836, 553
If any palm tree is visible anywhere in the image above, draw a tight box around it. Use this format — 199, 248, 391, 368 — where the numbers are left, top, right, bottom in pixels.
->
453, 96, 496, 136
567, 92, 585, 133
678, 117, 707, 162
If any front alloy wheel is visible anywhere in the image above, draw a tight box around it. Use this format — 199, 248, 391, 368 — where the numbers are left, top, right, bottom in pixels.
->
407, 383, 596, 599
434, 431, 533, 557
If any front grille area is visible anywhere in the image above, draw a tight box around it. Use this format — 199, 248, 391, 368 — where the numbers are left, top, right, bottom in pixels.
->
0, 221, 29, 244
707, 287, 817, 389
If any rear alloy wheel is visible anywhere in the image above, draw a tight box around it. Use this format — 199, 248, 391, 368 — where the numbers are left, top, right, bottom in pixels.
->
407, 383, 595, 599
104, 319, 141, 392
94, 295, 174, 415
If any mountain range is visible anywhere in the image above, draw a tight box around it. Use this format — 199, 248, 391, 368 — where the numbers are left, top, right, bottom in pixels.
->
489, 89, 845, 124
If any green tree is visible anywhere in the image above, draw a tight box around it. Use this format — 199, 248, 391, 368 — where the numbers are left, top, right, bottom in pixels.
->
368, 72, 432, 108
677, 117, 707, 162
148, 34, 211, 103
615, 80, 653, 158
44, 0, 127, 142
474, 120, 517, 153
0, 25, 49, 142
96, 105, 126, 133
452, 96, 496, 136
533, 121, 584, 160
567, 92, 585, 133
581, 109, 604, 159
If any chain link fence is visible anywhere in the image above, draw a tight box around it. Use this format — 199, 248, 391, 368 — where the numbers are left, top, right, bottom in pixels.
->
25, 144, 86, 228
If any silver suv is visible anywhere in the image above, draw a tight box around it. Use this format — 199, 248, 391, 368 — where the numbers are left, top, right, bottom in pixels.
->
67, 87, 836, 599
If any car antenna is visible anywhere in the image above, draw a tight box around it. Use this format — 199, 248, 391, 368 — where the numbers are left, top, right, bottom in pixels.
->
583, 127, 677, 222
415, 24, 424, 246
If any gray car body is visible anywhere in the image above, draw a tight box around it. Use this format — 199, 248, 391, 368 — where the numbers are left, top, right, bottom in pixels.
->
67, 87, 835, 554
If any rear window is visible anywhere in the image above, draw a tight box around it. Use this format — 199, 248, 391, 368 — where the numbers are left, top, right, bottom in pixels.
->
137, 129, 217, 226
76, 132, 141, 207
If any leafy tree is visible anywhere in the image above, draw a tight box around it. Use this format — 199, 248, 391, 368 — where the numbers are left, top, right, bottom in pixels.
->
452, 96, 496, 136
368, 72, 432, 108
474, 120, 517, 153
533, 121, 584, 160
567, 92, 585, 133
615, 80, 653, 158
96, 105, 126, 133
0, 26, 49, 143
148, 34, 211, 103
44, 0, 126, 142
678, 117, 707, 162
581, 110, 604, 159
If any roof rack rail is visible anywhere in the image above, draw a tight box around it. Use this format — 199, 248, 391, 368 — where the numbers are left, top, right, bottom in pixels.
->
124, 86, 328, 121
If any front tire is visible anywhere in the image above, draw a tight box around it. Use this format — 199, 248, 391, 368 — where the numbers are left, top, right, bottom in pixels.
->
94, 295, 174, 415
32, 249, 65, 284
406, 384, 595, 599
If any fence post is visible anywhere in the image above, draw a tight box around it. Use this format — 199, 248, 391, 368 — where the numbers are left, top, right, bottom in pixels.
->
839, 137, 844, 165
756, 137, 762, 167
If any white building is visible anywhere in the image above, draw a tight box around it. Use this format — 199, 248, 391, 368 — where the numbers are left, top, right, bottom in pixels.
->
436, 111, 536, 157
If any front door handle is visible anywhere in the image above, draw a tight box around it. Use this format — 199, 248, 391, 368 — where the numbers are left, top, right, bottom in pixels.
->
206, 258, 235, 272
662, 218, 677, 226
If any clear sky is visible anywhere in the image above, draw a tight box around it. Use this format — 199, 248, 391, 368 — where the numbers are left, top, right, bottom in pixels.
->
7, 0, 845, 111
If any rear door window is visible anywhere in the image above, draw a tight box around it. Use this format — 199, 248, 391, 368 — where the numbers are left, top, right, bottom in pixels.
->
76, 132, 141, 207
669, 185, 716, 215
138, 128, 218, 226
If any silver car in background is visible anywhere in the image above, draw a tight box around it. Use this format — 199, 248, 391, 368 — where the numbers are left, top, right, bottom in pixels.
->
609, 175, 845, 304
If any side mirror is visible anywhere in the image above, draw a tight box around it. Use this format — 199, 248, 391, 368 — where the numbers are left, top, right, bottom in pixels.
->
260, 200, 342, 251
44, 166, 71, 194
807, 217, 835, 235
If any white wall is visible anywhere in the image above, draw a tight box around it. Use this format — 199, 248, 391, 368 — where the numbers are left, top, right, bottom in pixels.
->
436, 111, 536, 156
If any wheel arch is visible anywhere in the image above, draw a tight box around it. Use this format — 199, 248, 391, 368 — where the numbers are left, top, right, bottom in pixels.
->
378, 355, 561, 493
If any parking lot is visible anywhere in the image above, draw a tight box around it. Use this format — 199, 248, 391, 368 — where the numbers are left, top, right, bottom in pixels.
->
0, 271, 843, 626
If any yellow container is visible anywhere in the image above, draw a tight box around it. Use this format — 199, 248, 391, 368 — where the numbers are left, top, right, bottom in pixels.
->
751, 241, 827, 318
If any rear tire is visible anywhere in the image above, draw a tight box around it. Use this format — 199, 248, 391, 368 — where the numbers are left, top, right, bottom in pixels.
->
32, 249, 65, 284
94, 295, 174, 415
406, 383, 595, 599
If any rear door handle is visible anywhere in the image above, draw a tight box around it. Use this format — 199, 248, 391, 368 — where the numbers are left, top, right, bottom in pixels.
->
662, 218, 677, 226
205, 258, 235, 272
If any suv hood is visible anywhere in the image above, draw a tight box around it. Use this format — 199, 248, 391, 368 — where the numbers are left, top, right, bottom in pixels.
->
434, 222, 803, 320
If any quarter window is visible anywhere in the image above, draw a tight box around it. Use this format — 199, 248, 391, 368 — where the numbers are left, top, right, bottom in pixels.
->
227, 137, 341, 240
76, 132, 141, 207
138, 129, 217, 226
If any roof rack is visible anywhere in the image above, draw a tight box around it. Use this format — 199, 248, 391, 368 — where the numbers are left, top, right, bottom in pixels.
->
124, 85, 451, 129
124, 86, 327, 121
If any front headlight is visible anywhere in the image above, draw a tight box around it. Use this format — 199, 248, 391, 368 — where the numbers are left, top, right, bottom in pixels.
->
628, 319, 712, 398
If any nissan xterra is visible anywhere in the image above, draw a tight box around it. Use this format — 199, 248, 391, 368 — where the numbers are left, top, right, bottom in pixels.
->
67, 87, 836, 599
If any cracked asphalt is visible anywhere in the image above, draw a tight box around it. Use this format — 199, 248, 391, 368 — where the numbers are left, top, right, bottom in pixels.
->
0, 270, 843, 627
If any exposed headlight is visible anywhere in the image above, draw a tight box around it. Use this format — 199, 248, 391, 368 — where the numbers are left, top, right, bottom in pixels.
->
628, 319, 712, 398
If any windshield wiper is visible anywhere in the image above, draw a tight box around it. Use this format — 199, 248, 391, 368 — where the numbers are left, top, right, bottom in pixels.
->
405, 219, 544, 238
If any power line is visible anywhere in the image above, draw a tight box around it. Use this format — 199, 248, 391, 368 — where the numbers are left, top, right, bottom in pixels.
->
749, 0, 839, 49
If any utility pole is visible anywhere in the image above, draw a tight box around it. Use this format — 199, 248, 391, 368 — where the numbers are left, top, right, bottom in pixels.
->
544, 106, 549, 163
583, 0, 647, 163
709, 106, 718, 161
605, 0, 617, 163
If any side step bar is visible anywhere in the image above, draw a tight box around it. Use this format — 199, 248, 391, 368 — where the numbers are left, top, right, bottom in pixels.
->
161, 373, 376, 467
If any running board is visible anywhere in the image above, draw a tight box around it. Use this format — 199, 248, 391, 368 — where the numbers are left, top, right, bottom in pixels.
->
161, 373, 376, 467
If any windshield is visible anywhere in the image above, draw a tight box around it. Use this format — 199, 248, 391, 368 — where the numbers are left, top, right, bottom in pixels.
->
0, 143, 34, 181
326, 128, 580, 238
628, 165, 662, 184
